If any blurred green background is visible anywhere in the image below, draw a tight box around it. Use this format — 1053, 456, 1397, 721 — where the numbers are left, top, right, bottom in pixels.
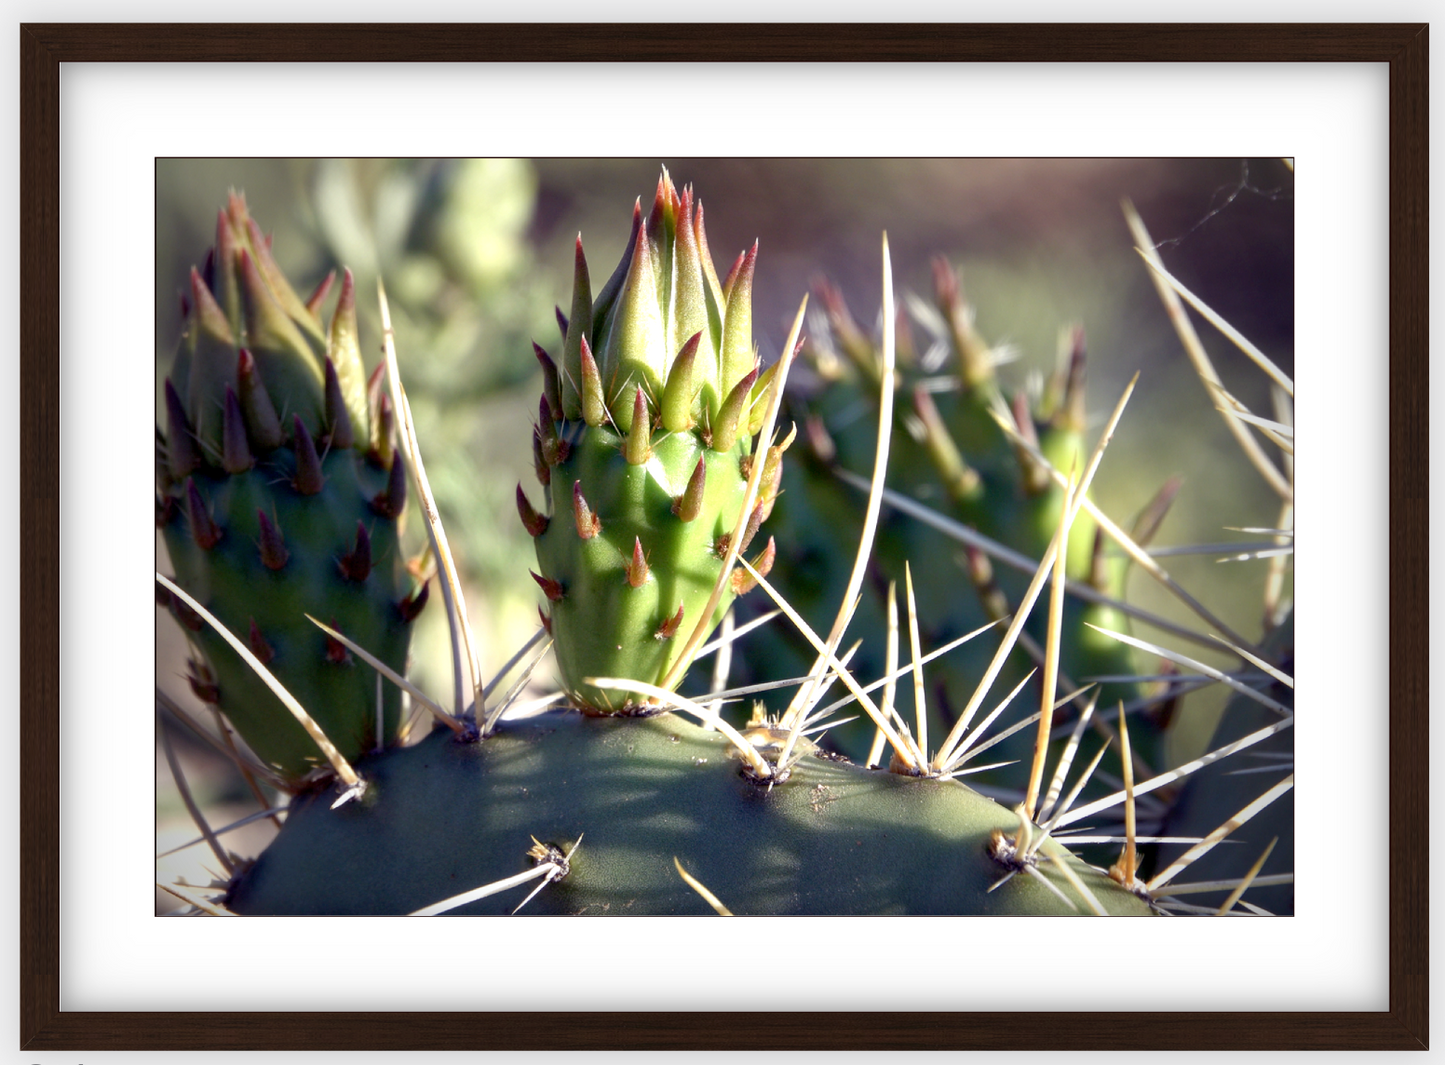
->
156, 158, 1293, 910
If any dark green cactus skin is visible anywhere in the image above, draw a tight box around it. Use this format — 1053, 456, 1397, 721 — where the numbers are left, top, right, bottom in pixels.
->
158, 193, 422, 783
527, 172, 777, 713
225, 712, 1154, 915
743, 277, 1154, 784
534, 427, 750, 713
161, 456, 411, 779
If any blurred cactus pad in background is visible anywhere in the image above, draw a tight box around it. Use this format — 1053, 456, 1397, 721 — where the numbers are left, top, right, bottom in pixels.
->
157, 159, 1293, 916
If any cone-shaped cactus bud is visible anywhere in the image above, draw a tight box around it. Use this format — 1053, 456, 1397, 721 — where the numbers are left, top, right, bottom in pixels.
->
531, 570, 565, 602
323, 357, 356, 451
561, 236, 593, 420
1052, 326, 1088, 433
239, 248, 315, 367
184, 479, 222, 550
256, 509, 289, 571
213, 205, 242, 331
660, 332, 703, 432
625, 537, 650, 588
817, 278, 876, 378
532, 429, 550, 487
165, 380, 200, 479
572, 481, 601, 540
731, 536, 776, 595
538, 606, 553, 635
221, 387, 254, 474
670, 188, 718, 392
579, 336, 606, 428
747, 361, 780, 437
398, 580, 430, 622
248, 618, 276, 665
739, 501, 765, 554
304, 269, 336, 317
533, 342, 563, 422
537, 397, 567, 466
719, 242, 757, 399
721, 250, 746, 302
371, 454, 408, 520
170, 594, 204, 632
188, 661, 221, 704
245, 216, 321, 338
370, 393, 395, 470
1131, 475, 1184, 547
324, 627, 353, 665
964, 544, 1010, 622
555, 306, 569, 344
913, 386, 981, 502
655, 602, 684, 641
624, 386, 652, 466
326, 270, 369, 435
339, 521, 372, 582
291, 416, 325, 496
516, 483, 549, 537
591, 199, 642, 330
758, 445, 785, 520
933, 256, 992, 389
604, 221, 666, 414
1011, 391, 1051, 496
710, 366, 758, 453
672, 455, 707, 522
236, 349, 283, 453
189, 266, 235, 347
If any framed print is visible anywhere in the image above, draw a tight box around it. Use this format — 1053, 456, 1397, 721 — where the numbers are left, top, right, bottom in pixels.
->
19, 23, 1427, 1053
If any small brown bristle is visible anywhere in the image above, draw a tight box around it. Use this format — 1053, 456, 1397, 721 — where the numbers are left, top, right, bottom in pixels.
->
256, 509, 289, 571
398, 580, 430, 622
338, 521, 372, 582
184, 479, 222, 550
531, 571, 565, 602
625, 537, 650, 588
291, 416, 325, 496
655, 602, 685, 640
372, 453, 408, 520
672, 455, 706, 522
248, 619, 275, 665
572, 481, 601, 540
516, 483, 549, 537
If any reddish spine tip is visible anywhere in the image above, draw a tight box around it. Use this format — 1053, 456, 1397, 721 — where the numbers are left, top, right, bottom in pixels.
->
291, 415, 326, 496
339, 521, 372, 582
672, 455, 707, 522
165, 379, 200, 479
530, 570, 565, 602
572, 481, 601, 539
248, 618, 276, 665
538, 606, 553, 636
184, 479, 222, 550
398, 580, 430, 622
221, 387, 254, 474
516, 483, 550, 537
555, 305, 570, 343
304, 269, 336, 317
625, 536, 650, 588
187, 663, 221, 705
655, 602, 685, 641
372, 454, 408, 520
256, 509, 289, 571
532, 429, 551, 487
324, 626, 353, 665
533, 342, 563, 422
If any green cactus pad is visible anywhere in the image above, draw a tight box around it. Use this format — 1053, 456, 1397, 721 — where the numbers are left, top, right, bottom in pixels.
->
226, 711, 1156, 916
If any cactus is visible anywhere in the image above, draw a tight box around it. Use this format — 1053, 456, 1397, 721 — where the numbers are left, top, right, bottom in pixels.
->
157, 193, 424, 784
524, 170, 782, 713
749, 266, 1163, 792
158, 168, 1293, 921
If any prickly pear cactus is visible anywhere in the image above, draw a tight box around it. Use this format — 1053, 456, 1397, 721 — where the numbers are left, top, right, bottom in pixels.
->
754, 266, 1155, 773
227, 710, 1155, 916
157, 193, 425, 783
522, 171, 781, 713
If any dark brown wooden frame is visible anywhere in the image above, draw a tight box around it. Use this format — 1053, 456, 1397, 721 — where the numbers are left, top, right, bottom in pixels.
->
20, 23, 1427, 1052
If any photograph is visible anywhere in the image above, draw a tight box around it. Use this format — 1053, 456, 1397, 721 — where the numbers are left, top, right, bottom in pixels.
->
154, 156, 1296, 919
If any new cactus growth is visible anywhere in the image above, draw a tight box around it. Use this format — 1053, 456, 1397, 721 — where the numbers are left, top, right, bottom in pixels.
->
157, 193, 424, 784
525, 171, 782, 713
